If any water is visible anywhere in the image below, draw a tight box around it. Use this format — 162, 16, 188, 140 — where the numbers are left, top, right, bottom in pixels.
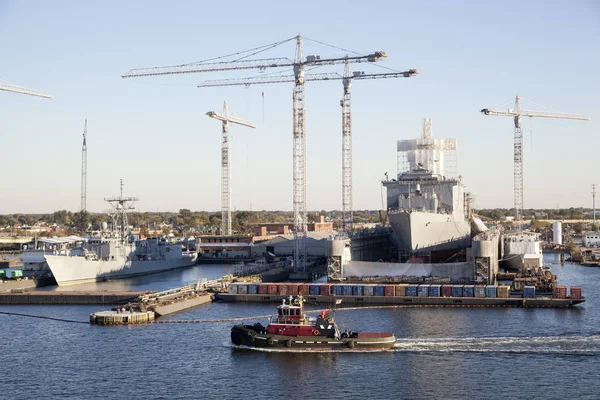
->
1, 255, 599, 399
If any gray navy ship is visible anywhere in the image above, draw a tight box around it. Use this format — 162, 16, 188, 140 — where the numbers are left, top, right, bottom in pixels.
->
382, 119, 471, 261
44, 184, 197, 286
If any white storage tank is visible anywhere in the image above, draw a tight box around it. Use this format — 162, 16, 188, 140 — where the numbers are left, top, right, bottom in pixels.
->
553, 221, 562, 245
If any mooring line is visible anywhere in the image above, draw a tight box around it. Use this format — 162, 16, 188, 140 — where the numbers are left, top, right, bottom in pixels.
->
0, 311, 88, 324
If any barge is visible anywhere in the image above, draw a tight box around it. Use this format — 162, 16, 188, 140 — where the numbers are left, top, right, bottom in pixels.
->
218, 282, 585, 308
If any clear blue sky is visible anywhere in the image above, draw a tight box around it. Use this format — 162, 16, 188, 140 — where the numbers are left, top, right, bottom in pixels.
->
1, 0, 598, 214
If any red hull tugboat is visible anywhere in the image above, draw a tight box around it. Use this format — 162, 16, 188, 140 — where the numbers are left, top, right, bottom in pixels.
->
231, 295, 397, 350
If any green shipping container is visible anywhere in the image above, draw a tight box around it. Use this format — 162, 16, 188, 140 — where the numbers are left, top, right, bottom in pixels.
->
10, 269, 23, 278
0, 270, 5, 277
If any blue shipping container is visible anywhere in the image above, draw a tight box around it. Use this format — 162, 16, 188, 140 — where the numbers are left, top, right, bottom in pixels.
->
248, 284, 258, 295
463, 285, 475, 297
418, 285, 430, 297
429, 285, 441, 297
406, 285, 418, 297
374, 286, 385, 296
334, 285, 344, 296
309, 285, 320, 296
523, 286, 536, 298
452, 285, 463, 297
352, 285, 363, 296
485, 285, 497, 298
363, 285, 374, 296
342, 285, 352, 296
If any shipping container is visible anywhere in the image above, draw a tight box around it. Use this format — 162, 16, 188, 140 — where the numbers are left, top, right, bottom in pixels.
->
485, 285, 497, 298
429, 284, 441, 297
268, 284, 279, 295
258, 284, 269, 295
406, 284, 418, 297
441, 284, 453, 297
288, 284, 300, 295
497, 285, 510, 298
384, 285, 396, 297
523, 286, 536, 298
278, 284, 288, 296
247, 284, 258, 295
0, 270, 5, 277
474, 285, 486, 298
395, 284, 407, 297
299, 284, 310, 296
452, 285, 463, 297
309, 285, 321, 296
363, 285, 375, 296
343, 285, 352, 296
553, 285, 567, 299
418, 284, 430, 297
463, 285, 475, 297
320, 284, 332, 296
352, 285, 364, 296
228, 284, 238, 294
237, 284, 248, 295
374, 286, 385, 296
333, 285, 344, 296
570, 286, 582, 299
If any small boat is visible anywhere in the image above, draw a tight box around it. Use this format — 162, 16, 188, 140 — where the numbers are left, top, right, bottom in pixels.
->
231, 295, 397, 350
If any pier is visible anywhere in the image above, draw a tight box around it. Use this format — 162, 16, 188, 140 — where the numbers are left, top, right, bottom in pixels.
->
0, 291, 143, 305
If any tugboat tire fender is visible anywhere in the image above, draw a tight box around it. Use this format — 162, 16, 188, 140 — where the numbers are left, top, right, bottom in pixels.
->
267, 337, 275, 345
312, 329, 320, 336
347, 340, 355, 349
285, 339, 292, 348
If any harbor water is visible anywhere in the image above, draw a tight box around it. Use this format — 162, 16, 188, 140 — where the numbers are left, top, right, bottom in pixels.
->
1, 256, 599, 399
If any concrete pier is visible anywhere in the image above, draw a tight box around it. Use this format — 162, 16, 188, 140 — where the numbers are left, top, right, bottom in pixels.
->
0, 291, 144, 305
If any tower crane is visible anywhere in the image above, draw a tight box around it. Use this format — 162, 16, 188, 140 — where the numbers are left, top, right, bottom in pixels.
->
481, 95, 589, 229
199, 66, 418, 235
0, 80, 51, 98
122, 34, 388, 273
206, 101, 256, 236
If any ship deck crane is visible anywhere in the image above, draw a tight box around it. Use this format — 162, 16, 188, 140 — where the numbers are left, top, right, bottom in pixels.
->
481, 95, 589, 230
0, 80, 51, 98
199, 67, 418, 235
207, 101, 255, 236
122, 35, 388, 273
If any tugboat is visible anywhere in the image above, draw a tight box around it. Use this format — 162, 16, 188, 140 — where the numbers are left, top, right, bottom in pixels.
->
231, 295, 397, 350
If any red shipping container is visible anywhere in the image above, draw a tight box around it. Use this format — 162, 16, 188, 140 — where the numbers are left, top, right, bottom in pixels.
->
267, 284, 279, 295
320, 284, 332, 296
384, 285, 395, 296
299, 284, 310, 296
258, 284, 269, 295
441, 284, 453, 297
553, 285, 567, 299
279, 284, 289, 295
288, 284, 299, 295
570, 286, 582, 299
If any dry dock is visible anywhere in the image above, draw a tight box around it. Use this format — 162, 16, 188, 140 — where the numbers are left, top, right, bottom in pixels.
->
0, 291, 144, 305
216, 294, 584, 308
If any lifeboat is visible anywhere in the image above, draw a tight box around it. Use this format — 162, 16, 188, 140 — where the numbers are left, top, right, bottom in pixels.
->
231, 295, 396, 350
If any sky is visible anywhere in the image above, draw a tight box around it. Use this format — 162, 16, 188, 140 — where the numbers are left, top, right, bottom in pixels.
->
0, 0, 598, 214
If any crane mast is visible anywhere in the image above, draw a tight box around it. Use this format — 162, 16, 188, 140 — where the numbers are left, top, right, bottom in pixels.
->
81, 120, 88, 212
481, 95, 589, 230
207, 102, 255, 236
341, 60, 353, 233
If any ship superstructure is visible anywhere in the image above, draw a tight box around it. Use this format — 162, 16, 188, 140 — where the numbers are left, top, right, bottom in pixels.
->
44, 182, 196, 286
382, 119, 471, 260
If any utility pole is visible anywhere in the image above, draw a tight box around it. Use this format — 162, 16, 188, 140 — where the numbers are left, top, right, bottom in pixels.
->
81, 120, 88, 212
